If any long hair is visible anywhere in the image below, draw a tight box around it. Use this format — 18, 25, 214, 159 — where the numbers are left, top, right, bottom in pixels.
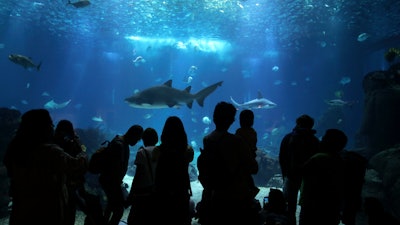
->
54, 119, 75, 141
160, 116, 188, 151
5, 109, 54, 167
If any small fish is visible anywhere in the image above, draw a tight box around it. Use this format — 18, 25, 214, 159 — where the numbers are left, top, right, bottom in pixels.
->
132, 56, 145, 67
357, 33, 369, 42
33, 2, 44, 7
143, 113, 152, 119
8, 54, 42, 71
271, 128, 280, 136
334, 90, 344, 99
202, 116, 211, 125
190, 140, 198, 149
92, 116, 103, 122
272, 66, 279, 72
339, 76, 351, 85
325, 99, 355, 107
67, 0, 90, 8
183, 75, 193, 84
188, 65, 198, 76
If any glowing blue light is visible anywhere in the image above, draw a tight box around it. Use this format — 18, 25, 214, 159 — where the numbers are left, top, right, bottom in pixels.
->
125, 36, 232, 53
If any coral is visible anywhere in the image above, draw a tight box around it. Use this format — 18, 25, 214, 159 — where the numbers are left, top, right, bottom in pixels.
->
384, 48, 400, 63
75, 128, 110, 155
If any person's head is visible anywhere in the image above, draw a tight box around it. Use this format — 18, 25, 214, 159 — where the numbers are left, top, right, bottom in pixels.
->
55, 119, 75, 139
295, 114, 314, 129
266, 188, 286, 214
161, 116, 187, 149
124, 125, 143, 146
17, 109, 54, 142
239, 109, 254, 128
320, 129, 347, 152
213, 101, 237, 131
142, 127, 158, 147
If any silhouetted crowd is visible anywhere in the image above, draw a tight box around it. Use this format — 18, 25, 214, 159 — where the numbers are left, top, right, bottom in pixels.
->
3, 102, 400, 225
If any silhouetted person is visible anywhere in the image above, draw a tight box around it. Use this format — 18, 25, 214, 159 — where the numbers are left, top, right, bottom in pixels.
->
197, 102, 258, 225
3, 109, 86, 225
153, 116, 192, 225
54, 119, 88, 225
99, 125, 143, 225
127, 127, 159, 225
279, 114, 319, 225
364, 197, 400, 225
235, 109, 260, 198
340, 150, 367, 225
263, 189, 290, 225
236, 109, 258, 155
299, 129, 346, 225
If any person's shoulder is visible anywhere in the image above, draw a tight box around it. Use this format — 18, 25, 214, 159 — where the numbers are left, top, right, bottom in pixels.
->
111, 135, 125, 147
42, 143, 73, 159
223, 132, 244, 147
203, 130, 219, 142
282, 132, 293, 139
135, 147, 147, 163
310, 152, 337, 163
43, 143, 64, 152
225, 132, 238, 140
235, 127, 243, 134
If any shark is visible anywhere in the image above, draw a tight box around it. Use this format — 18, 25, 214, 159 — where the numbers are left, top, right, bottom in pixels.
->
125, 80, 223, 109
44, 99, 71, 110
325, 99, 356, 107
230, 91, 277, 109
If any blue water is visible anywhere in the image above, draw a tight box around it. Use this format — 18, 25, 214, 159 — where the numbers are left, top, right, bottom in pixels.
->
1, 0, 399, 155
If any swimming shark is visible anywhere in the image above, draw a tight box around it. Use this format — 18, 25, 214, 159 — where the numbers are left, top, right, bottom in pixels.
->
230, 91, 277, 109
325, 99, 356, 107
44, 99, 71, 110
125, 80, 223, 109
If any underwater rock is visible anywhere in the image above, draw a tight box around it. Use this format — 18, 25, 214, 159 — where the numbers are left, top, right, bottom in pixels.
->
362, 71, 391, 94
253, 149, 281, 187
358, 66, 400, 158
363, 145, 400, 221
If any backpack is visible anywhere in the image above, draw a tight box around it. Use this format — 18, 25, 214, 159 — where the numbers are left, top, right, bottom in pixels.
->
197, 143, 222, 190
287, 132, 317, 175
88, 140, 110, 174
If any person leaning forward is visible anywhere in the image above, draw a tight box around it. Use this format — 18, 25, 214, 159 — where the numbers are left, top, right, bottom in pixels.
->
99, 125, 143, 225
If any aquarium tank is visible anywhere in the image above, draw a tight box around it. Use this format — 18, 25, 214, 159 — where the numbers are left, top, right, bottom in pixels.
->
1, 0, 400, 223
